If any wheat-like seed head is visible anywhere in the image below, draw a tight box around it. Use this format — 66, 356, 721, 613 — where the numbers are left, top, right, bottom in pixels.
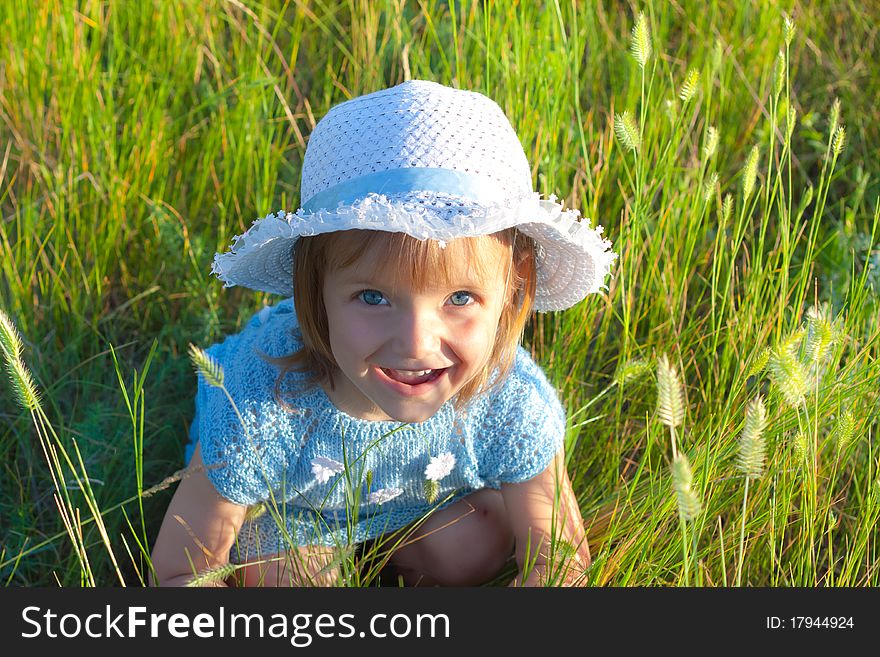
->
703, 172, 719, 204
783, 14, 796, 46
663, 98, 677, 123
767, 347, 809, 407
801, 184, 814, 211
792, 430, 809, 464
630, 13, 652, 69
806, 302, 831, 323
786, 106, 797, 142
679, 68, 700, 104
188, 343, 224, 388
0, 310, 24, 362
703, 126, 719, 162
614, 357, 653, 387
7, 357, 42, 412
804, 302, 837, 365
185, 563, 238, 587
834, 409, 857, 454
829, 98, 841, 135
671, 453, 702, 521
832, 125, 846, 156
722, 193, 734, 224
141, 468, 189, 498
780, 325, 806, 358
748, 346, 772, 378
614, 111, 641, 153
244, 503, 267, 521
741, 145, 760, 202
656, 353, 685, 428
737, 396, 768, 479
774, 51, 786, 98
424, 478, 439, 504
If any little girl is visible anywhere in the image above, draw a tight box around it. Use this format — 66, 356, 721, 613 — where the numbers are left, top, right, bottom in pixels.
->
150, 80, 617, 587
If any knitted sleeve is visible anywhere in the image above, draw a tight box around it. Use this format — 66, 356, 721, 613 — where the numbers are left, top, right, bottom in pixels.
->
195, 300, 306, 506
475, 346, 567, 486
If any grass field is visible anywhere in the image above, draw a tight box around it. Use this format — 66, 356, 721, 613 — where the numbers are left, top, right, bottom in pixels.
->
1, 0, 879, 586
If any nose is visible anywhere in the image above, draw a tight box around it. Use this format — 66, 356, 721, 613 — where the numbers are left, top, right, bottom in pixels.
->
392, 304, 443, 361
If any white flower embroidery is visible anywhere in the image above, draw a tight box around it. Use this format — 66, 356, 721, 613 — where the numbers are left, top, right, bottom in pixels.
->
311, 457, 345, 484
424, 452, 456, 482
367, 487, 403, 505
436, 239, 447, 249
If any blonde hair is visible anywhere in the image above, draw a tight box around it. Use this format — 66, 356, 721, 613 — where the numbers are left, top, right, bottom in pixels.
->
265, 228, 536, 411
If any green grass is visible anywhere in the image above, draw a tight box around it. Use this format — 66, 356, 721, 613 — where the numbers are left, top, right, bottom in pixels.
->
1, 0, 878, 586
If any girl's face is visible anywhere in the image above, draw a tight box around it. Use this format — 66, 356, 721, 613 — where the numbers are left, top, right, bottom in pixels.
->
322, 237, 511, 423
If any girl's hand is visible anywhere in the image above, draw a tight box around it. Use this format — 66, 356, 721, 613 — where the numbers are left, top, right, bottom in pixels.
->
501, 450, 591, 587
507, 569, 548, 587
508, 560, 589, 587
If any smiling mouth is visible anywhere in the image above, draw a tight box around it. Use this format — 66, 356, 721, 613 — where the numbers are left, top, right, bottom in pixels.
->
381, 368, 446, 385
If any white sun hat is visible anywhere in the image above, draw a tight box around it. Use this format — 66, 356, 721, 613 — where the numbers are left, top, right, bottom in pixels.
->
211, 79, 617, 311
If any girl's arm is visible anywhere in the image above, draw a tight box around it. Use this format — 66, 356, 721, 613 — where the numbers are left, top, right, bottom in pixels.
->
501, 450, 591, 587
150, 443, 247, 587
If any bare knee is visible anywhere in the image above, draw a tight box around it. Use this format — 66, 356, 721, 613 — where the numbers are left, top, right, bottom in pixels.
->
390, 489, 514, 586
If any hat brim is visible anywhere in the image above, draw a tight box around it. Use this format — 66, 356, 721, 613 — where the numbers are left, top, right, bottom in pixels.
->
211, 192, 617, 312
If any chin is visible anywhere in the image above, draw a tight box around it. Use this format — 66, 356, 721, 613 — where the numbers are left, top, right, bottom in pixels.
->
382, 404, 439, 424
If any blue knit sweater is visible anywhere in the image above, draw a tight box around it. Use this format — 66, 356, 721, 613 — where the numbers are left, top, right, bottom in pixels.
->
190, 299, 566, 561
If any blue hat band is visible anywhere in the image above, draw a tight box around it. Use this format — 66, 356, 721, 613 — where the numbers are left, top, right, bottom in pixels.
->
300, 167, 508, 213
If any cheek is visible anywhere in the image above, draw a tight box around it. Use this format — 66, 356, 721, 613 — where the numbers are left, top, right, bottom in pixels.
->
453, 315, 500, 366
327, 309, 384, 363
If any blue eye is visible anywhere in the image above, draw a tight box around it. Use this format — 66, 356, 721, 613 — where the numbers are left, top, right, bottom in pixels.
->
449, 291, 473, 306
359, 290, 388, 306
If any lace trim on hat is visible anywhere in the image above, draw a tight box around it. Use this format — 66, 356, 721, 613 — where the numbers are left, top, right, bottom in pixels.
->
211, 192, 616, 311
